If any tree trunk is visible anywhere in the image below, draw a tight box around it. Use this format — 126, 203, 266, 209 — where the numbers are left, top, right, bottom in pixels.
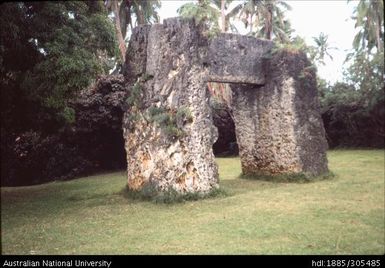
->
137, 5, 145, 25
265, 6, 273, 40
249, 13, 253, 34
372, 1, 383, 53
375, 18, 383, 52
249, 0, 255, 34
221, 0, 226, 32
218, 0, 227, 110
112, 0, 126, 62
225, 15, 230, 32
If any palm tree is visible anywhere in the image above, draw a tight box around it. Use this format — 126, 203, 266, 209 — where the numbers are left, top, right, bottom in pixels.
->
178, 0, 243, 34
105, 0, 126, 61
350, 0, 384, 53
131, 0, 160, 26
105, 0, 160, 62
312, 32, 337, 65
238, 0, 292, 41
178, 0, 221, 35
212, 0, 244, 33
221, 0, 226, 32
238, 0, 256, 33
254, 2, 293, 43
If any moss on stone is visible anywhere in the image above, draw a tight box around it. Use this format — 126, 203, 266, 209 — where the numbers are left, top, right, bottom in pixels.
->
126, 73, 153, 107
126, 80, 142, 107
176, 106, 193, 123
146, 105, 193, 139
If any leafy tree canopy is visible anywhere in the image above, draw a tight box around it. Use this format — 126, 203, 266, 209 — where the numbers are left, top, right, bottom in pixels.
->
0, 1, 117, 128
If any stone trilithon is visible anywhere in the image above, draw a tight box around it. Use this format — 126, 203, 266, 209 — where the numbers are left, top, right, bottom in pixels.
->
122, 17, 328, 196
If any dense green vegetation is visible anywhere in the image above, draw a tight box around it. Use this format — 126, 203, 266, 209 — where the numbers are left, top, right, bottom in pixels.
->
0, 0, 383, 186
318, 1, 384, 148
0, 1, 383, 257
0, 1, 161, 186
0, 1, 119, 185
0, 1, 117, 128
1, 151, 384, 254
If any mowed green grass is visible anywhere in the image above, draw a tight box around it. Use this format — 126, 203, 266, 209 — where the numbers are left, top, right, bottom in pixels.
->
1, 150, 384, 255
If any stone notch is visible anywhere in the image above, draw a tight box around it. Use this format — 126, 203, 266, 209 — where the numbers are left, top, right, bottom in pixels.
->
122, 17, 329, 196
208, 33, 273, 85
231, 49, 329, 177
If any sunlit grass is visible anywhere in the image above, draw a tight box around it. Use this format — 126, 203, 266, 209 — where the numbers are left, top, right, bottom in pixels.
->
1, 150, 384, 254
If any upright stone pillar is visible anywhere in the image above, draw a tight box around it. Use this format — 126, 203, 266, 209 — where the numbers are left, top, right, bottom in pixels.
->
122, 18, 218, 195
122, 17, 329, 195
231, 49, 328, 177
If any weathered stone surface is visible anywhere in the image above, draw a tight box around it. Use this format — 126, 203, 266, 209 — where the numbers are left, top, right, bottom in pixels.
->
123, 25, 151, 84
231, 49, 328, 177
122, 17, 328, 196
123, 18, 218, 195
208, 34, 273, 84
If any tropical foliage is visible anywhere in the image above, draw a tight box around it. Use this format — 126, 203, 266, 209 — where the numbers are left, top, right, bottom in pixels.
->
177, 0, 293, 42
350, 0, 383, 53
0, 0, 383, 187
0, 1, 118, 185
0, 1, 117, 128
310, 33, 337, 65
318, 0, 384, 148
105, 0, 161, 62
238, 0, 292, 42
178, 0, 221, 36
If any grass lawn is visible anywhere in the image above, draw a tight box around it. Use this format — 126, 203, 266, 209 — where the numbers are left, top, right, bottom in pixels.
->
1, 150, 384, 255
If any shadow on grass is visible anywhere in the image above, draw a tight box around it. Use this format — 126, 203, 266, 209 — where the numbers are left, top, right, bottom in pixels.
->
239, 171, 335, 183
120, 184, 229, 204
118, 171, 336, 204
